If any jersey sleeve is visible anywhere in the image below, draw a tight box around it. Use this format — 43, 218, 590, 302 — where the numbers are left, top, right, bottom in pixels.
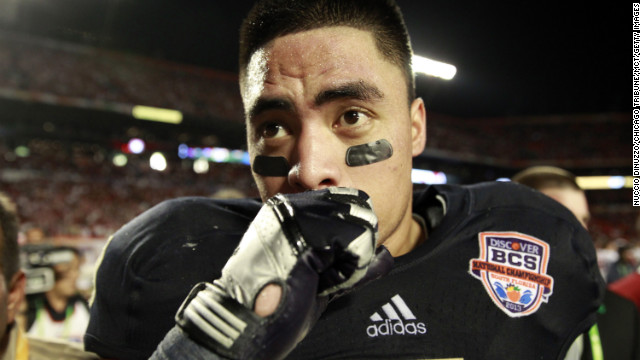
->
84, 196, 261, 360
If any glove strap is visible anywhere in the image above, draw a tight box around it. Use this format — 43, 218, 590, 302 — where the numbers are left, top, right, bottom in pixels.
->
175, 282, 265, 360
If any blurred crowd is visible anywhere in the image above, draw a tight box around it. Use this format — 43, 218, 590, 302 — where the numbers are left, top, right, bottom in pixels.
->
0, 31, 630, 166
0, 141, 257, 238
0, 31, 245, 122
427, 113, 629, 167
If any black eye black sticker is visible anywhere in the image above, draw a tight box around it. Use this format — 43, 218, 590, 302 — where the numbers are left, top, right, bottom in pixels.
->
346, 139, 393, 167
252, 139, 393, 177
252, 155, 291, 176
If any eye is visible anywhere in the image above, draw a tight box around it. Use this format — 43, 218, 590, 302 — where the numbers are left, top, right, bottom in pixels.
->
258, 122, 289, 139
339, 110, 369, 127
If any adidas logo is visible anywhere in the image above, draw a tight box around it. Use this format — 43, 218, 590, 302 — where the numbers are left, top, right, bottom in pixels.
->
366, 294, 427, 337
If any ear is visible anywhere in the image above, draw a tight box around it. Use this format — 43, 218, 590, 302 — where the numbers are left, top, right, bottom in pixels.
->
6, 270, 25, 325
410, 97, 427, 156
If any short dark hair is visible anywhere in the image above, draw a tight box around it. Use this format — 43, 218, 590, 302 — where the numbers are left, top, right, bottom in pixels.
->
0, 192, 19, 282
239, 0, 415, 103
512, 166, 582, 191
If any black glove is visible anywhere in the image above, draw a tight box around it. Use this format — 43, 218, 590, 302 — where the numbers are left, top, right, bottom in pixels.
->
175, 187, 390, 360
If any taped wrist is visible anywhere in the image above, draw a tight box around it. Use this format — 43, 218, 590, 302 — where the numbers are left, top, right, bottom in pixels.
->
175, 282, 266, 360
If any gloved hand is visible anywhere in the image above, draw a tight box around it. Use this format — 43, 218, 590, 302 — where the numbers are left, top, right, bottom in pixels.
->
175, 187, 391, 360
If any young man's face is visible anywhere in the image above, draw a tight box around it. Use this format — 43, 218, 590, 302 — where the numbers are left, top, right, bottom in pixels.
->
50, 254, 80, 298
242, 26, 426, 251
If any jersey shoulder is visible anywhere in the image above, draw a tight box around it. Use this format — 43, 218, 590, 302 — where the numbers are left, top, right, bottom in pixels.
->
416, 181, 583, 229
85, 196, 262, 360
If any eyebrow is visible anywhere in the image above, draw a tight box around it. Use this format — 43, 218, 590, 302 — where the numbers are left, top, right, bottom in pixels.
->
248, 98, 294, 120
314, 81, 384, 106
248, 80, 384, 120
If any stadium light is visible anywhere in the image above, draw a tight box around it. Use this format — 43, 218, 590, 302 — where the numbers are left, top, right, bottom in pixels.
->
149, 152, 167, 171
411, 169, 447, 184
127, 138, 146, 154
177, 144, 251, 165
14, 145, 30, 157
193, 158, 210, 174
112, 153, 128, 167
412, 55, 457, 80
132, 105, 183, 124
576, 176, 634, 190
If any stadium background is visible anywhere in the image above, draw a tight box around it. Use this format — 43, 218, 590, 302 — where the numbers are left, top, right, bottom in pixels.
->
0, 1, 632, 292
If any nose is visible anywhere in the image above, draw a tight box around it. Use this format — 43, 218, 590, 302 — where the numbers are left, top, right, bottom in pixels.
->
287, 127, 343, 191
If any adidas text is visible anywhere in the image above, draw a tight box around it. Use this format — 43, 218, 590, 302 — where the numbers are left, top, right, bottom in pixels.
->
366, 319, 427, 337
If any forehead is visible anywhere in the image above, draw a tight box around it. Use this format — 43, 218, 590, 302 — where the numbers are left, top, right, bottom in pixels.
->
242, 26, 405, 109
267, 27, 380, 70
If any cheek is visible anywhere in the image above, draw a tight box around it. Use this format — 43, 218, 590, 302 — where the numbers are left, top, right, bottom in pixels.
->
353, 146, 412, 231
351, 159, 407, 203
253, 175, 287, 201
392, 127, 414, 155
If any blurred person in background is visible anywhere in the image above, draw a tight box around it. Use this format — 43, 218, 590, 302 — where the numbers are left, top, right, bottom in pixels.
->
606, 244, 638, 284
24, 246, 90, 344
0, 192, 97, 359
513, 166, 640, 360
0, 192, 27, 359
596, 238, 622, 281
609, 266, 640, 313
511, 166, 590, 228
23, 227, 47, 246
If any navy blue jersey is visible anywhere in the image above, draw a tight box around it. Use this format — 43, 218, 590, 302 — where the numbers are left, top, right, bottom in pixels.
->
288, 182, 603, 359
85, 182, 604, 360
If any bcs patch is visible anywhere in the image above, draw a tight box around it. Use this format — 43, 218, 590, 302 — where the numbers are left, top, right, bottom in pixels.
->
469, 232, 554, 317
